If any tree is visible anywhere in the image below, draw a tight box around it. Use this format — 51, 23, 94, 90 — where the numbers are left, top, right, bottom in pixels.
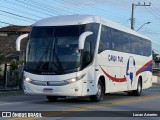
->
152, 50, 160, 62
0, 54, 5, 72
10, 60, 19, 73
0, 54, 5, 64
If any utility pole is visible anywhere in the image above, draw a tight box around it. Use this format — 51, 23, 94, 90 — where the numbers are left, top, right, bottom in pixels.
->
131, 2, 151, 30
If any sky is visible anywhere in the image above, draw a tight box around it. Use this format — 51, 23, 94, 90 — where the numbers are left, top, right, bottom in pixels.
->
0, 0, 160, 53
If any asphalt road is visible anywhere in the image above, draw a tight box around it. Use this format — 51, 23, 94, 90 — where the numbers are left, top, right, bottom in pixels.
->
0, 84, 160, 120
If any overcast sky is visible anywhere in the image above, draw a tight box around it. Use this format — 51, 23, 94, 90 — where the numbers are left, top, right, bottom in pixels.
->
0, 0, 160, 53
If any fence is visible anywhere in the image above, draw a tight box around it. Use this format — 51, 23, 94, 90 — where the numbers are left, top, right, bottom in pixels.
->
0, 63, 23, 90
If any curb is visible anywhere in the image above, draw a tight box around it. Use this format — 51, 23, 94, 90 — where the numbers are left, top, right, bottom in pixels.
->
0, 89, 20, 92
0, 90, 24, 97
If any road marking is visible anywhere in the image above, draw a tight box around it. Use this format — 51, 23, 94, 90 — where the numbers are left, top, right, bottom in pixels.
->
0, 99, 47, 106
7, 93, 160, 120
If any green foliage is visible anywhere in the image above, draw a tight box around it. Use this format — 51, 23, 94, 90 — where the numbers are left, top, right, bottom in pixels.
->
0, 54, 5, 72
0, 54, 5, 64
153, 50, 160, 62
9, 60, 21, 87
10, 60, 19, 73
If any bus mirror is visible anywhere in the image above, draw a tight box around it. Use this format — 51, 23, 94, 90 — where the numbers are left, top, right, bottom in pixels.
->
16, 33, 29, 51
78, 31, 93, 50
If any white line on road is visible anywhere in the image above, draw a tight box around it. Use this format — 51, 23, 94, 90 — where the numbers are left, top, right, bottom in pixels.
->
0, 99, 47, 106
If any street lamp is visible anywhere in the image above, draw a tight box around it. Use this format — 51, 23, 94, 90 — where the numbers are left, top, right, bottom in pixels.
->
137, 22, 151, 31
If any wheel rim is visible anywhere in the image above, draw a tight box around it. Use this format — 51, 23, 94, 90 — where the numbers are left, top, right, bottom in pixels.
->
138, 83, 141, 93
97, 84, 102, 99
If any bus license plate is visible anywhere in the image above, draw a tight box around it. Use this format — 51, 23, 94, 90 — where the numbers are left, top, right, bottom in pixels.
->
43, 88, 53, 93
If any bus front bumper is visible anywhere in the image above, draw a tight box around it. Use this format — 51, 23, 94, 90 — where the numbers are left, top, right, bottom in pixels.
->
23, 80, 83, 96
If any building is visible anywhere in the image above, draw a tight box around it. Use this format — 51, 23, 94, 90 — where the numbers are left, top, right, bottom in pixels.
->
0, 25, 31, 59
0, 25, 31, 88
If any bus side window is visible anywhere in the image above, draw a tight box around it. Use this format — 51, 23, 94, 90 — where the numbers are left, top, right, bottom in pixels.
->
111, 28, 122, 51
139, 38, 144, 55
121, 32, 130, 53
130, 35, 138, 54
98, 25, 111, 53
106, 42, 109, 49
112, 42, 115, 50
145, 40, 151, 56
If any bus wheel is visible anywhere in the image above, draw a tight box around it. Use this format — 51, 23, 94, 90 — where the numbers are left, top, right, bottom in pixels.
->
132, 79, 142, 96
46, 96, 58, 102
90, 80, 104, 102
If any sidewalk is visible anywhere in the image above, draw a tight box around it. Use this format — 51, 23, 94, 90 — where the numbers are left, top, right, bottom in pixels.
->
0, 86, 19, 91
152, 76, 160, 85
0, 88, 24, 97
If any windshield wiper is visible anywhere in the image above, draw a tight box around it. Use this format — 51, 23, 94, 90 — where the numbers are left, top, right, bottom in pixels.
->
36, 47, 60, 71
39, 47, 49, 62
51, 37, 64, 73
54, 51, 64, 72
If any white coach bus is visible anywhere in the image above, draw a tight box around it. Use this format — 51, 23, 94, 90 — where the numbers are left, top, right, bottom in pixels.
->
16, 15, 152, 102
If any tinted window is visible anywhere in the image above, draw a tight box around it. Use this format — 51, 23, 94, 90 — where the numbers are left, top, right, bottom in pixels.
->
145, 40, 152, 56
111, 28, 122, 51
98, 25, 151, 56
98, 26, 111, 53
81, 23, 99, 69
130, 36, 139, 54
138, 38, 151, 56
121, 32, 130, 53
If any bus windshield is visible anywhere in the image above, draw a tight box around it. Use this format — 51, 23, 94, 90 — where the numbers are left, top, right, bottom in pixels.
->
25, 25, 85, 75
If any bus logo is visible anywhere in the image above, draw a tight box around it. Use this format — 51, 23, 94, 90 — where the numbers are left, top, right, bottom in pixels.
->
126, 56, 136, 86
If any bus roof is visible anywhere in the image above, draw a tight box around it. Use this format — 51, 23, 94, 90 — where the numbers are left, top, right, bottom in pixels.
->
33, 15, 151, 41
34, 15, 101, 26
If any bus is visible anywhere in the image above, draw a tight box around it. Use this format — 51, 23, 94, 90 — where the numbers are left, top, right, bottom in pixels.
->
16, 15, 152, 102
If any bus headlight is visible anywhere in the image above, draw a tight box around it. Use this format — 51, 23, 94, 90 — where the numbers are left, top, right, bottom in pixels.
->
24, 77, 32, 83
65, 74, 86, 84
66, 78, 77, 84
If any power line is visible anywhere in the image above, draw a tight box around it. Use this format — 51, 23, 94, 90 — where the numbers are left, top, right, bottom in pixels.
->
23, 0, 83, 16
0, 9, 37, 21
0, 12, 34, 23
50, 0, 95, 15
150, 7, 160, 18
151, 4, 160, 15
153, 42, 160, 47
16, 0, 66, 15
3, 0, 53, 17
0, 4, 43, 19
0, 21, 14, 25
51, 0, 130, 24
63, 1, 132, 26
0, 0, 136, 25
71, 0, 129, 18
144, 6, 160, 20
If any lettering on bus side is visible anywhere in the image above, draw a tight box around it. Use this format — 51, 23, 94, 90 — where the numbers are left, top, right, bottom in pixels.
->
108, 55, 123, 62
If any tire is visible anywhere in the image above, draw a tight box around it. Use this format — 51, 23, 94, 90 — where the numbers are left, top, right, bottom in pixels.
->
46, 96, 58, 102
90, 80, 104, 102
132, 79, 142, 96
